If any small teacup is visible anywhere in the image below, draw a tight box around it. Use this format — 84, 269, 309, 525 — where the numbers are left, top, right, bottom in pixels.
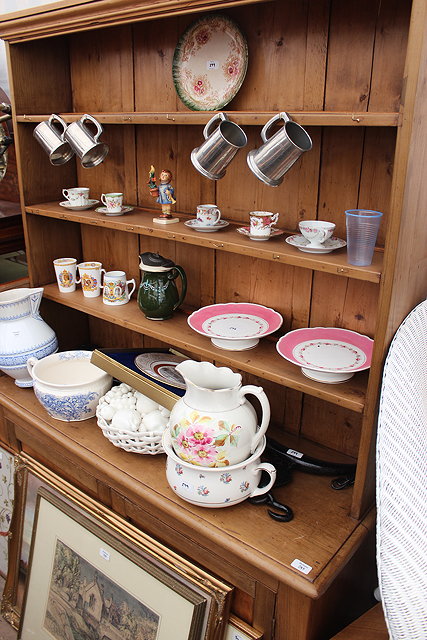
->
101, 192, 123, 214
53, 258, 77, 293
77, 261, 106, 298
196, 204, 221, 226
299, 220, 335, 247
250, 211, 279, 237
102, 270, 136, 306
62, 187, 90, 206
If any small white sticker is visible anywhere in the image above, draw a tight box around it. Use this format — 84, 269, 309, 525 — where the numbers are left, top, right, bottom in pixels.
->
99, 548, 110, 561
291, 559, 312, 574
225, 624, 254, 640
287, 448, 303, 459
206, 60, 219, 70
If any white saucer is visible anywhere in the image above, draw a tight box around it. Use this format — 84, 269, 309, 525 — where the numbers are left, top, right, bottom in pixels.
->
285, 234, 346, 253
237, 226, 285, 241
95, 205, 134, 217
184, 219, 229, 232
59, 199, 99, 211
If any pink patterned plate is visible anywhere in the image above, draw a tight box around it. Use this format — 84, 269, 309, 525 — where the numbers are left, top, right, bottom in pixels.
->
276, 327, 374, 383
172, 14, 248, 111
188, 303, 283, 351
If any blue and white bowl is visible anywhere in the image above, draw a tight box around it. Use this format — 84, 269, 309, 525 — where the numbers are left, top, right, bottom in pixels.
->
27, 350, 112, 422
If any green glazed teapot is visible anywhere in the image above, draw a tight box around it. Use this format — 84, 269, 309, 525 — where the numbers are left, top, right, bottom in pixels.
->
138, 252, 187, 320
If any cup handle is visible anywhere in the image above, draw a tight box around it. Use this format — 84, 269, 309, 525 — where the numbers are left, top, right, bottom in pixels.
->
249, 463, 277, 498
101, 194, 107, 207
127, 278, 136, 298
239, 385, 271, 453
62, 189, 69, 199
49, 113, 68, 136
214, 208, 221, 222
271, 213, 279, 225
82, 114, 103, 142
203, 112, 228, 140
261, 111, 290, 143
27, 356, 38, 380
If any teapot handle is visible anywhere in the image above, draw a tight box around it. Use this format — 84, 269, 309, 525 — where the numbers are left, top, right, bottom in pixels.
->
261, 111, 291, 143
170, 265, 187, 312
239, 385, 271, 453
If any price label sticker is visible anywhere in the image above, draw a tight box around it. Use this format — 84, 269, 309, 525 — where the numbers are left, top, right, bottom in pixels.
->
225, 624, 254, 640
286, 448, 303, 459
99, 548, 110, 561
206, 60, 219, 70
291, 558, 312, 574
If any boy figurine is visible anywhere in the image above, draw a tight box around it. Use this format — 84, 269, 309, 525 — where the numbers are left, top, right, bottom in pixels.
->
149, 166, 179, 224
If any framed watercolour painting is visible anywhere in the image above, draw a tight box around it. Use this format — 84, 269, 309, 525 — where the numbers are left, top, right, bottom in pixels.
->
3, 454, 232, 638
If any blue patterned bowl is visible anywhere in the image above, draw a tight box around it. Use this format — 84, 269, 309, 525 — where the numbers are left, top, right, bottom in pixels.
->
27, 350, 112, 422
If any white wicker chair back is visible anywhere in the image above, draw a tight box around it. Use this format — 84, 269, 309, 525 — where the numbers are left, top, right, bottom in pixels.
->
376, 300, 427, 639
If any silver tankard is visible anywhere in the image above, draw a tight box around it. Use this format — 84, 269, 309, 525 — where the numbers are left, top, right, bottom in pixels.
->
191, 112, 247, 180
247, 112, 312, 186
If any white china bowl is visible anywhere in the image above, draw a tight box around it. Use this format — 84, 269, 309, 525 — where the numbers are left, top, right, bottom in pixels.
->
27, 350, 112, 421
163, 430, 276, 508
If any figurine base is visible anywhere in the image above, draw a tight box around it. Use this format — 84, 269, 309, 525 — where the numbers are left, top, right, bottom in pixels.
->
153, 217, 180, 224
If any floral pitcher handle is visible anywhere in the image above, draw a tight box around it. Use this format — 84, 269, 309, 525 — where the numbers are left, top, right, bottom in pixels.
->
238, 385, 271, 453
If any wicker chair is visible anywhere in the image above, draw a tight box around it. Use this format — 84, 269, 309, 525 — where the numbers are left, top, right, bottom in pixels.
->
376, 300, 427, 639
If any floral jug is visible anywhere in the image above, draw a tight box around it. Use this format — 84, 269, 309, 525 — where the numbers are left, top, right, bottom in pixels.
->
168, 360, 271, 467
0, 287, 58, 387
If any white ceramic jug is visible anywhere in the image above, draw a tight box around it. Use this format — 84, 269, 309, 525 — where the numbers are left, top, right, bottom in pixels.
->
168, 360, 270, 467
0, 287, 58, 387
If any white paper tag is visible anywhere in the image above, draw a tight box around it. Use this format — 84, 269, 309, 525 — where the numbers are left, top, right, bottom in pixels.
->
291, 558, 312, 574
286, 448, 303, 459
225, 624, 254, 640
99, 548, 110, 561
206, 60, 219, 70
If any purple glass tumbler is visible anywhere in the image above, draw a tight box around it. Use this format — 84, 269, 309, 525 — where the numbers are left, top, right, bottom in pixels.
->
345, 209, 383, 266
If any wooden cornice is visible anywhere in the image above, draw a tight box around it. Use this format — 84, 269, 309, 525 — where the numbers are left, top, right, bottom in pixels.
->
0, 0, 267, 42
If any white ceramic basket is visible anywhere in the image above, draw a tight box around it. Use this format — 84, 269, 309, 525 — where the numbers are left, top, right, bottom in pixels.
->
97, 413, 164, 454
96, 396, 165, 455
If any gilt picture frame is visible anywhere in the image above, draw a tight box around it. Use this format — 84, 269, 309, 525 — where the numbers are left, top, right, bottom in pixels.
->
3, 454, 232, 638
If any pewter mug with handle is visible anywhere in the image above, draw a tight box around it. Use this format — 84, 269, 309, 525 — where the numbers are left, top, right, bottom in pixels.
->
33, 114, 74, 165
64, 113, 109, 168
247, 112, 312, 186
191, 112, 247, 180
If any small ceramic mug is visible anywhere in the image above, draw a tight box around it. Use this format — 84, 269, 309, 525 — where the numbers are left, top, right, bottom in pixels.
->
299, 220, 335, 247
102, 270, 136, 305
62, 187, 90, 206
250, 211, 279, 237
53, 258, 78, 293
196, 204, 221, 226
101, 192, 123, 214
77, 261, 106, 298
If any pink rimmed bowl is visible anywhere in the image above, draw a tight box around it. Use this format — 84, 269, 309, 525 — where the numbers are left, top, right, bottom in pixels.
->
188, 302, 283, 351
276, 327, 374, 383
